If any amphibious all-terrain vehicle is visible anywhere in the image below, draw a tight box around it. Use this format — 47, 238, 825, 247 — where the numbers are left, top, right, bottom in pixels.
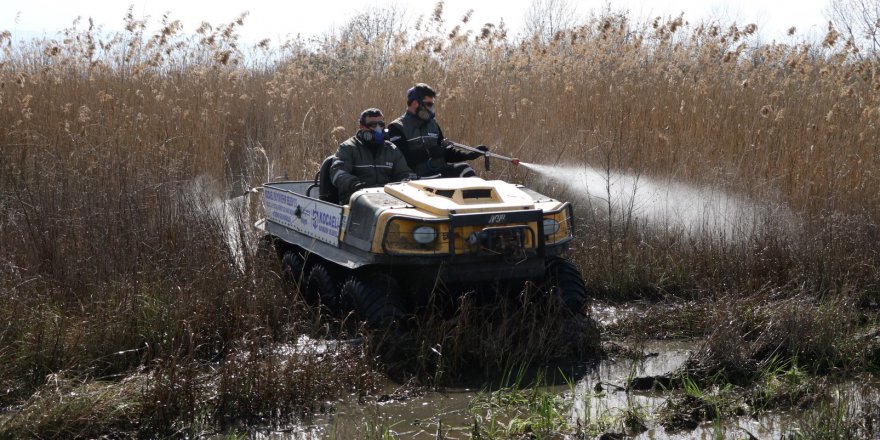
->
255, 157, 587, 329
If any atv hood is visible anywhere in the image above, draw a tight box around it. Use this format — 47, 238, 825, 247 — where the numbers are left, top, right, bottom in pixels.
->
383, 177, 535, 215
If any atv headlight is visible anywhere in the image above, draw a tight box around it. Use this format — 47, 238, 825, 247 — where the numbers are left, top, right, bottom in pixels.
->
542, 204, 574, 245
543, 219, 560, 236
383, 219, 448, 255
412, 226, 437, 244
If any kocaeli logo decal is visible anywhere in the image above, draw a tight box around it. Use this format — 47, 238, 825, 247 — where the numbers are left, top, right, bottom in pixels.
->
312, 209, 339, 230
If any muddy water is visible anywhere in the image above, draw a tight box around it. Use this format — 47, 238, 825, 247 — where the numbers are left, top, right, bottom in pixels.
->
569, 339, 695, 423
247, 339, 697, 439
243, 334, 880, 439
226, 335, 880, 439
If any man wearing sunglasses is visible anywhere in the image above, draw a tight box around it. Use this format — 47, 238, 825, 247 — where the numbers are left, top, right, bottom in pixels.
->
331, 108, 414, 204
387, 83, 489, 179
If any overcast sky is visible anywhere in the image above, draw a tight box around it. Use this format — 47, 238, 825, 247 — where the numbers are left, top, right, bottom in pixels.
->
2, 0, 831, 44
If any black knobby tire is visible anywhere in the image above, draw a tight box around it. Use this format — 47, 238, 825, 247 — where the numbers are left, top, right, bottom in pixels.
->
305, 263, 340, 309
281, 250, 305, 288
341, 274, 406, 330
544, 256, 587, 315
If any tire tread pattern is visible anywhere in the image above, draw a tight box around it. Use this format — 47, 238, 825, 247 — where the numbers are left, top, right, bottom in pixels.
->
342, 274, 405, 329
305, 263, 339, 308
546, 256, 588, 315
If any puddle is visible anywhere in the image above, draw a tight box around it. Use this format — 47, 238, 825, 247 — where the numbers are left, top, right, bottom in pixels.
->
237, 339, 696, 439
633, 379, 880, 439
237, 336, 879, 439
640, 415, 799, 440
569, 339, 697, 424
327, 387, 478, 438
197, 305, 880, 439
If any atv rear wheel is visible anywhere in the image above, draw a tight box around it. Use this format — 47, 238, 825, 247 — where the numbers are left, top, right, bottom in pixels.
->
340, 273, 406, 331
281, 250, 305, 289
305, 263, 340, 309
543, 256, 587, 315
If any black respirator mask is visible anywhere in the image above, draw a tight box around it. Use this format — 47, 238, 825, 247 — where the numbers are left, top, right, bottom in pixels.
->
356, 124, 386, 144
416, 101, 435, 121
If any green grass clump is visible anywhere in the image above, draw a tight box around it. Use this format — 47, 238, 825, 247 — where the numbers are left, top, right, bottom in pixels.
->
468, 369, 574, 438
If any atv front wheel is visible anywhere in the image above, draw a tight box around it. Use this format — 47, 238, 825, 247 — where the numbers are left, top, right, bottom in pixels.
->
340, 273, 406, 331
543, 256, 587, 315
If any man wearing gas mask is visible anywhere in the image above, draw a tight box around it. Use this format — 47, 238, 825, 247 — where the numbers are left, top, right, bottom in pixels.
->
387, 83, 489, 178
331, 108, 414, 204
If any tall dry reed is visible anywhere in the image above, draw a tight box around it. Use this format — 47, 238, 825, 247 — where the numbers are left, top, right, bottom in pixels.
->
1, 2, 878, 435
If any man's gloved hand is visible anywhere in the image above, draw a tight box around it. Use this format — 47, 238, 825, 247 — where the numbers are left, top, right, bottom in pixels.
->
353, 181, 368, 191
465, 145, 488, 160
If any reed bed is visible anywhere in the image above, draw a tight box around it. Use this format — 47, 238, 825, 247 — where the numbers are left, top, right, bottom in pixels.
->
1, 2, 879, 436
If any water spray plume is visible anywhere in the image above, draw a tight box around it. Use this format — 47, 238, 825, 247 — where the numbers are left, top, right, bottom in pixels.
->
523, 163, 792, 241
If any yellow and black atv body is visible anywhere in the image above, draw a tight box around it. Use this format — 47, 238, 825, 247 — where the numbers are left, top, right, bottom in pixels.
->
255, 161, 586, 329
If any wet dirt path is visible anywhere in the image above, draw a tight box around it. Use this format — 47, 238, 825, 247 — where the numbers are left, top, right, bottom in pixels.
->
224, 301, 880, 439
266, 339, 698, 438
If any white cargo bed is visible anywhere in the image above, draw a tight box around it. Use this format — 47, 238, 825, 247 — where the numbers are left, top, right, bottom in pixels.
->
262, 181, 343, 247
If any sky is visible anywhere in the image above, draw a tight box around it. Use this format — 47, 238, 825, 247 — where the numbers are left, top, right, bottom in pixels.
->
1, 0, 831, 45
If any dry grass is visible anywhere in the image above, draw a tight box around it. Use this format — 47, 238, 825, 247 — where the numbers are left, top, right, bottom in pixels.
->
685, 292, 867, 384
1, 3, 879, 436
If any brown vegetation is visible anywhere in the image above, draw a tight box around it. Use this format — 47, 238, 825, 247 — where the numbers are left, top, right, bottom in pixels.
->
1, 2, 878, 436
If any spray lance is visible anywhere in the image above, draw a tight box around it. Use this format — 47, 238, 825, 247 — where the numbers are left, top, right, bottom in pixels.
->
442, 140, 520, 171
